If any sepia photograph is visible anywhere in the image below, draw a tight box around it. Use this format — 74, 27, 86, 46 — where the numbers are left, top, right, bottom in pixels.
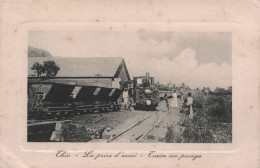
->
27, 31, 232, 143
1, 0, 260, 167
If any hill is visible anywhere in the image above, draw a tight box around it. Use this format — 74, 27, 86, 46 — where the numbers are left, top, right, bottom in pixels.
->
28, 46, 53, 57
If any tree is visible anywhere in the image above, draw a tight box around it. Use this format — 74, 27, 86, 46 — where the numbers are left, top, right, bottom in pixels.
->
43, 61, 60, 77
202, 87, 206, 92
31, 62, 45, 77
31, 61, 60, 78
227, 86, 232, 92
213, 87, 231, 95
206, 87, 211, 92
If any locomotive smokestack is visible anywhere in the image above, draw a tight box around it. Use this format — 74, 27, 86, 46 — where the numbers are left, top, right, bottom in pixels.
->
146, 72, 150, 86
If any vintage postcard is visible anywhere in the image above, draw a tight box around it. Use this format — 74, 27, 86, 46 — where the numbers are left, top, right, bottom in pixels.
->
0, 0, 259, 168
27, 31, 232, 144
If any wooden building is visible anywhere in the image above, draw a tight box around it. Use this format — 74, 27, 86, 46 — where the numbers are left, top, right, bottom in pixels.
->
28, 57, 131, 89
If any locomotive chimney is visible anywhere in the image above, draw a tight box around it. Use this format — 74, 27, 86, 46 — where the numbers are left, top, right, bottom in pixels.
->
146, 72, 150, 86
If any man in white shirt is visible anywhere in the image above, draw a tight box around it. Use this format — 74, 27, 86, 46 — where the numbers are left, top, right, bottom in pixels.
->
122, 88, 129, 110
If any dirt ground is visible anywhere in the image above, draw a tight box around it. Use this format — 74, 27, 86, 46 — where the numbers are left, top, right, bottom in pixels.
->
70, 110, 154, 130
63, 109, 155, 142
64, 99, 184, 142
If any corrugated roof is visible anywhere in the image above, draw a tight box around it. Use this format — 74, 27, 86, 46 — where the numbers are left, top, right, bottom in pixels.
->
28, 57, 123, 77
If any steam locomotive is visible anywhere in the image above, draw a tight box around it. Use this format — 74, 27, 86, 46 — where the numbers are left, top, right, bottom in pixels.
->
131, 73, 160, 111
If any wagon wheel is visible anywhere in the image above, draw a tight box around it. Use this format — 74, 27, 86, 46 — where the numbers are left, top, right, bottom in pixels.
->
70, 111, 75, 117
63, 111, 69, 119
55, 112, 62, 120
40, 112, 47, 119
102, 108, 108, 113
75, 110, 80, 115
60, 112, 66, 119
66, 111, 72, 118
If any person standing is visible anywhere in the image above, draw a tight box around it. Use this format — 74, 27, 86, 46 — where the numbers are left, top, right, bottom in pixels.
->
122, 88, 129, 111
127, 88, 133, 111
163, 93, 169, 111
186, 93, 194, 119
170, 89, 179, 108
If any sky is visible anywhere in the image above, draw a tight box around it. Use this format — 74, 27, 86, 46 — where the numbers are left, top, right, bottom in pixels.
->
29, 31, 232, 90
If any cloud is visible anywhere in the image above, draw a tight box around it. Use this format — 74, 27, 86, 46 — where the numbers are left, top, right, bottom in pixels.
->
137, 32, 232, 64
126, 48, 231, 90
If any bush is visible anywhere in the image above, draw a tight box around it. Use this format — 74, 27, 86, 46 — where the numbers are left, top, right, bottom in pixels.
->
179, 112, 215, 143
165, 94, 232, 143
165, 125, 175, 143
203, 95, 232, 123
165, 112, 232, 143
192, 95, 205, 109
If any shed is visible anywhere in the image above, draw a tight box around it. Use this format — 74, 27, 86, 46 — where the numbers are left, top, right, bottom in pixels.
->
28, 57, 131, 88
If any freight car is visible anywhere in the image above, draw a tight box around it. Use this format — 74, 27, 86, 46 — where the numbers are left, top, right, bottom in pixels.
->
132, 73, 160, 111
28, 80, 122, 119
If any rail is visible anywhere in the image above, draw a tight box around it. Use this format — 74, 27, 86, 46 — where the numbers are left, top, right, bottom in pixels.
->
108, 114, 153, 142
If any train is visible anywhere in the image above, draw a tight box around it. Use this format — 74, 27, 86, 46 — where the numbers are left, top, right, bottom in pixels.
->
28, 80, 122, 119
28, 73, 160, 120
131, 73, 160, 110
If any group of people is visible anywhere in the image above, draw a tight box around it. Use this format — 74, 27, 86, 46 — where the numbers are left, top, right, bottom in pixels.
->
163, 90, 194, 119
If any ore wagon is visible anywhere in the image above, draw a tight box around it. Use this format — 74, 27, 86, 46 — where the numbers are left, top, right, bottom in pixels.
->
28, 80, 122, 119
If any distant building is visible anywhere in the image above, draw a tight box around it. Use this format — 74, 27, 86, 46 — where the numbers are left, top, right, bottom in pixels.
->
28, 57, 131, 89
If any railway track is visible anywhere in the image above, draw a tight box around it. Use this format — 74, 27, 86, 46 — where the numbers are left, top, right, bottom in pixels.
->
28, 115, 104, 125
108, 111, 165, 143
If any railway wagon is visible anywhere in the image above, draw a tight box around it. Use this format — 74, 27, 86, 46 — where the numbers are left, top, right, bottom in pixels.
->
28, 80, 122, 119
